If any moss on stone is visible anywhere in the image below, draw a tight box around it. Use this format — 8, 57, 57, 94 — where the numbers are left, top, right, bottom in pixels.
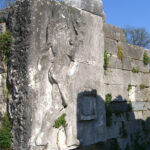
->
117, 44, 124, 60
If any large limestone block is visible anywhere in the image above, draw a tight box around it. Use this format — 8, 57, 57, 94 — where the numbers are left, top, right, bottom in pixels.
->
141, 73, 150, 87
62, 0, 105, 19
104, 38, 118, 55
134, 87, 150, 102
104, 84, 129, 101
130, 59, 149, 73
131, 101, 149, 111
104, 68, 150, 88
122, 56, 132, 70
104, 68, 131, 85
120, 42, 145, 60
134, 110, 150, 120
8, 0, 105, 150
107, 55, 122, 69
103, 23, 126, 42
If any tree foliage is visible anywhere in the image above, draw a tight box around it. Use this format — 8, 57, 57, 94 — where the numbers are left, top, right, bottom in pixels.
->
0, 31, 12, 63
0, 113, 12, 150
124, 26, 150, 49
0, 0, 15, 9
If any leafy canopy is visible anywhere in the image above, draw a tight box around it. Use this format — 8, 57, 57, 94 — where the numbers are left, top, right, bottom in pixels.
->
124, 26, 150, 49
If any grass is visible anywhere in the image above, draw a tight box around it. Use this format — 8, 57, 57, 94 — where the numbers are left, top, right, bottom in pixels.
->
143, 51, 150, 65
105, 93, 112, 105
117, 44, 124, 60
53, 113, 66, 128
132, 67, 139, 73
104, 51, 109, 70
140, 84, 146, 90
127, 84, 132, 91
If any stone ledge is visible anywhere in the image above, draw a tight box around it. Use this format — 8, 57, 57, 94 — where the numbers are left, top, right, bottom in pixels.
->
104, 68, 150, 86
107, 55, 149, 73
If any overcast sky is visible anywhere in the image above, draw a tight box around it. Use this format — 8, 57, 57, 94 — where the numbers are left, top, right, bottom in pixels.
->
103, 0, 150, 32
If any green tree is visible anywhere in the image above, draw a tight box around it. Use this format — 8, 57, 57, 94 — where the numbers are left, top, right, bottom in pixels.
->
124, 26, 150, 49
0, 0, 15, 9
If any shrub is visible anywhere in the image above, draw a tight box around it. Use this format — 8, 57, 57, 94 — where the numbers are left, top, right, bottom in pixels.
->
0, 31, 12, 64
104, 51, 109, 70
117, 44, 124, 60
132, 67, 139, 73
4, 87, 9, 102
105, 93, 112, 105
127, 84, 132, 91
53, 113, 66, 128
140, 84, 146, 90
143, 51, 150, 65
0, 113, 12, 150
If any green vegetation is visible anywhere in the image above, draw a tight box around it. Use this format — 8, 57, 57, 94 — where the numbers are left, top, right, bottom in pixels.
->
0, 29, 12, 149
0, 31, 12, 64
0, 113, 12, 150
140, 84, 146, 90
4, 87, 9, 102
53, 113, 66, 128
1, 0, 16, 9
132, 67, 139, 73
143, 52, 150, 65
127, 84, 132, 91
110, 53, 113, 57
124, 26, 150, 49
104, 51, 109, 70
117, 44, 124, 60
105, 93, 112, 105
105, 93, 112, 127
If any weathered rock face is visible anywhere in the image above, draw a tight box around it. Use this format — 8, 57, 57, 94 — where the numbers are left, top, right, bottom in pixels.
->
0, 0, 150, 150
2, 0, 105, 150
62, 0, 105, 20
28, 1, 105, 149
104, 23, 150, 150
0, 22, 7, 124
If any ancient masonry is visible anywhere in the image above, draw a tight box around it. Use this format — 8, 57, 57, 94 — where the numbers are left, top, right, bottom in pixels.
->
0, 0, 150, 150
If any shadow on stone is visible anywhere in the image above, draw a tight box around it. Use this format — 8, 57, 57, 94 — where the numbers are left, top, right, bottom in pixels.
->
72, 91, 150, 150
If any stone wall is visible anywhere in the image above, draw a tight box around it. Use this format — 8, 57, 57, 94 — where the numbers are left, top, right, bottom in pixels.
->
104, 23, 150, 150
0, 0, 149, 150
0, 0, 105, 150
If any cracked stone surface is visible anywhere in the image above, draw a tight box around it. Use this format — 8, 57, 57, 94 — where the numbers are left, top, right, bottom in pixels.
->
0, 0, 149, 150
4, 0, 105, 149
